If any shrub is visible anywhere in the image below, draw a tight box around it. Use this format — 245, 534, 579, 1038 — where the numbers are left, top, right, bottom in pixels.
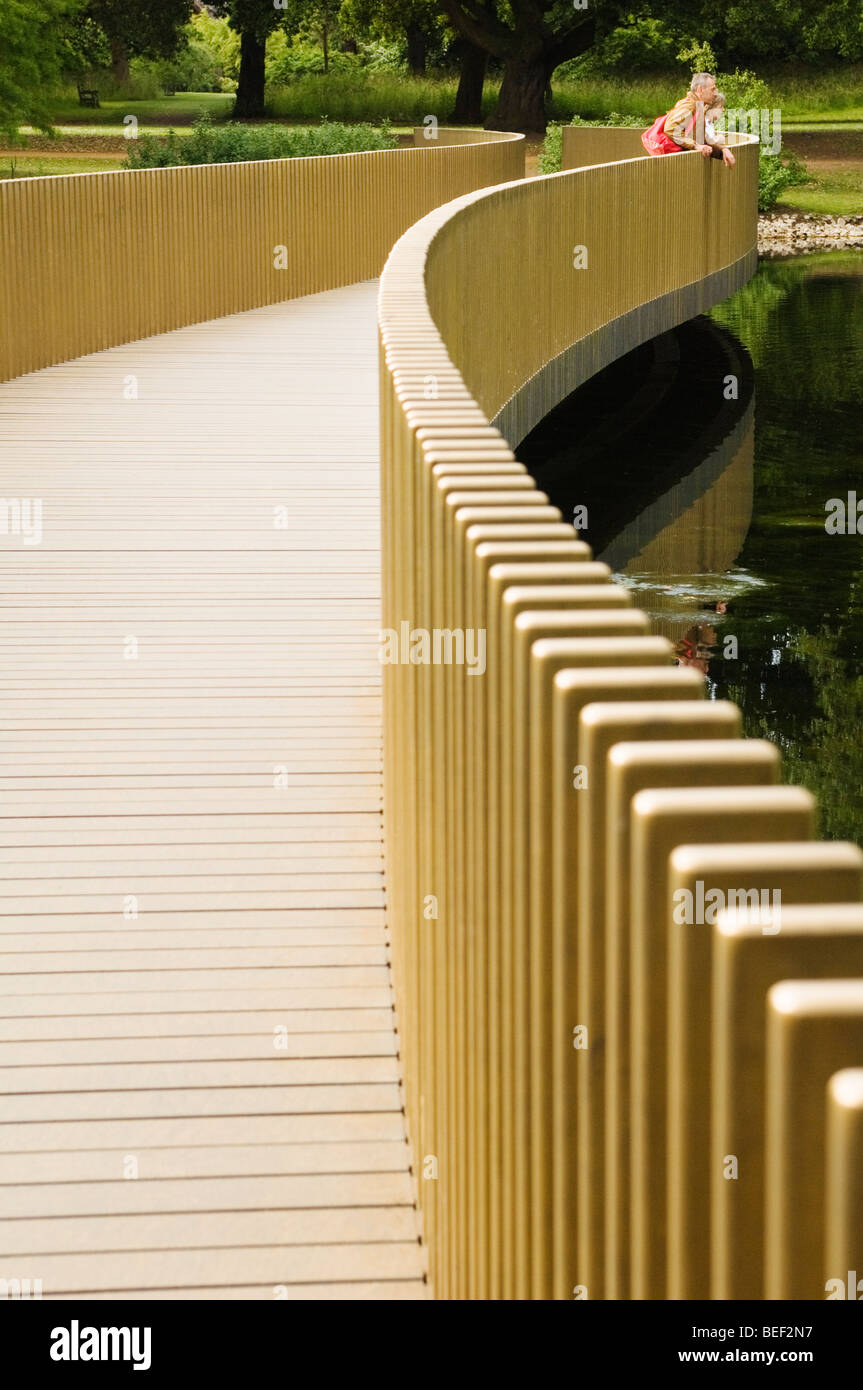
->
538, 121, 563, 174
758, 149, 809, 212
266, 35, 358, 83
125, 114, 397, 168
153, 42, 223, 94
358, 40, 404, 72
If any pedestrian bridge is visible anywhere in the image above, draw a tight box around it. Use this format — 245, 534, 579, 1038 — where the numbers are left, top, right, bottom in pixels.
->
1, 126, 861, 1301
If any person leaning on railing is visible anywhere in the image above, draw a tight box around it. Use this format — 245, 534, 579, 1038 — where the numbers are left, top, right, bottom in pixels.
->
642, 72, 736, 167
704, 92, 736, 166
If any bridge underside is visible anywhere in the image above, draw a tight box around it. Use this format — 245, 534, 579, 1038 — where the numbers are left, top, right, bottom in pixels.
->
0, 282, 426, 1299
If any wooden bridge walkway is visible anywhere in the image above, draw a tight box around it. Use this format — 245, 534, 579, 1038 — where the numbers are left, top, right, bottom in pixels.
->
0, 281, 426, 1299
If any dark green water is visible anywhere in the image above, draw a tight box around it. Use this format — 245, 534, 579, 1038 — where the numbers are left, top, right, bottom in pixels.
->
519, 251, 863, 844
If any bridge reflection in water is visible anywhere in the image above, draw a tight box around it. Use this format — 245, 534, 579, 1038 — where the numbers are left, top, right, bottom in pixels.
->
519, 315, 756, 677
602, 407, 755, 679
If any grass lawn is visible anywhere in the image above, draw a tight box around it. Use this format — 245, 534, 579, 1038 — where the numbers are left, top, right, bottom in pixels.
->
783, 112, 863, 126
777, 170, 863, 216
44, 92, 234, 127
0, 155, 126, 179
777, 129, 863, 215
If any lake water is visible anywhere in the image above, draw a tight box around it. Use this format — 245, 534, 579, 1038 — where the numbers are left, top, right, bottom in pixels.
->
518, 251, 863, 843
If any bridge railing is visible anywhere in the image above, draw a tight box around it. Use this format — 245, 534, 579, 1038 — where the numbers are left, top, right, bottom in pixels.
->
0, 129, 523, 383
378, 132, 863, 1301
561, 124, 754, 170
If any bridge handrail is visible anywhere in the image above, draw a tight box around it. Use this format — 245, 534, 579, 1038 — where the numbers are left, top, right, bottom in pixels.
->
0, 128, 523, 383
377, 133, 863, 1301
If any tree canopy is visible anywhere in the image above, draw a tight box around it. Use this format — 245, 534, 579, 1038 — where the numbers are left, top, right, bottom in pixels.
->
0, 0, 85, 139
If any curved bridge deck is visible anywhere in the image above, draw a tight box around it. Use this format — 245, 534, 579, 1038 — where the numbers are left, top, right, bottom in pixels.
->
0, 281, 426, 1299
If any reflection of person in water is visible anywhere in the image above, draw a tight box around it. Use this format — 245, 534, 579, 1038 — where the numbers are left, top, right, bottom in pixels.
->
674, 601, 728, 674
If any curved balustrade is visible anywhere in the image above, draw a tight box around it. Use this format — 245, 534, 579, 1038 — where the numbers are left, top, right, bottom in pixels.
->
0, 129, 523, 383
378, 132, 863, 1301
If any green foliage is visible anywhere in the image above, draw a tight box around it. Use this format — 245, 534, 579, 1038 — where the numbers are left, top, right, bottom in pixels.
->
188, 12, 240, 82
85, 0, 193, 60
358, 39, 404, 71
151, 40, 223, 94
215, 0, 282, 47
58, 12, 110, 73
338, 0, 450, 67
715, 67, 772, 113
569, 110, 646, 126
723, 0, 863, 64
538, 121, 563, 174
0, 0, 86, 140
676, 37, 718, 75
593, 15, 679, 71
125, 112, 396, 166
757, 148, 809, 211
265, 34, 357, 82
266, 69, 489, 122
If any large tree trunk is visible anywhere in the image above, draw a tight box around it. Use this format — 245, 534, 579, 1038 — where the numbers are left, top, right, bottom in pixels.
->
450, 39, 487, 124
110, 37, 130, 86
405, 22, 428, 76
234, 31, 267, 118
485, 51, 551, 133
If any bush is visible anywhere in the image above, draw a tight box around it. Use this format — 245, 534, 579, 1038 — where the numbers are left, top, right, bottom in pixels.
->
570, 111, 647, 127
153, 42, 223, 94
125, 114, 397, 168
266, 35, 358, 83
358, 40, 404, 72
758, 149, 809, 212
538, 121, 563, 174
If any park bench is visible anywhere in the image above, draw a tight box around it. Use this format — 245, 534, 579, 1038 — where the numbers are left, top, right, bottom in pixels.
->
77, 84, 100, 108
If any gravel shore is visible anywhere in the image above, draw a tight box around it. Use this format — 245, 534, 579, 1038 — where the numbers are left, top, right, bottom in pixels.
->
758, 212, 863, 257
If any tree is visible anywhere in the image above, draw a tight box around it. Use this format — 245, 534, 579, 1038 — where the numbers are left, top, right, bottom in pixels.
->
721, 0, 863, 63
215, 0, 282, 116
0, 0, 85, 140
606, 0, 863, 67
340, 0, 445, 77
83, 0, 193, 83
280, 0, 342, 74
440, 0, 598, 132
449, 35, 487, 124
